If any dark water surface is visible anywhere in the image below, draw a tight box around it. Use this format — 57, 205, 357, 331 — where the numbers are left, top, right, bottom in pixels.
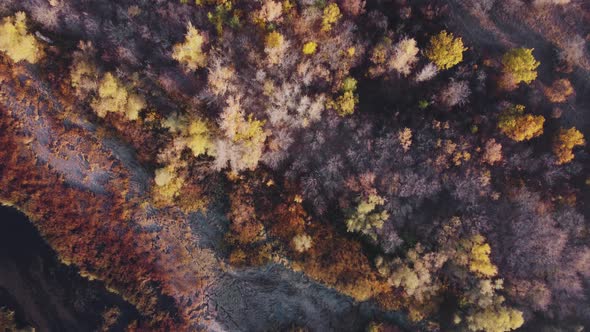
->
0, 205, 139, 331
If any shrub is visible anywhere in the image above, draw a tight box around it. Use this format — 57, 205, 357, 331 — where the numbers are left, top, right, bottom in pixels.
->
425, 31, 466, 70
498, 104, 544, 141
553, 127, 585, 164
321, 3, 342, 32
172, 23, 207, 71
501, 48, 539, 85
0, 12, 43, 63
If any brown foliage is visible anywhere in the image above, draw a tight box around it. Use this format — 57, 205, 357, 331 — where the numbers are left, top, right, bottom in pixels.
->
543, 78, 574, 103
224, 177, 390, 302
482, 139, 502, 165
268, 199, 307, 241
0, 58, 216, 330
295, 223, 390, 301
227, 182, 266, 245
338, 0, 366, 16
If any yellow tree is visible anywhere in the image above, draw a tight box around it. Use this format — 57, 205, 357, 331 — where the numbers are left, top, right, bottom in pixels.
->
185, 118, 216, 157
302, 41, 317, 55
466, 306, 524, 332
0, 12, 43, 63
425, 30, 466, 70
501, 48, 540, 85
468, 235, 497, 277
321, 3, 342, 32
498, 104, 544, 141
553, 127, 585, 164
264, 30, 284, 49
345, 194, 389, 240
329, 77, 358, 117
91, 72, 145, 121
218, 98, 268, 171
172, 23, 207, 71
153, 166, 184, 204
264, 31, 286, 64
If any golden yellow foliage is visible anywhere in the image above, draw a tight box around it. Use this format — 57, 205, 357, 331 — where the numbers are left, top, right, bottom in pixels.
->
186, 119, 216, 157
329, 77, 358, 116
321, 3, 342, 32
91, 73, 145, 121
95, 72, 128, 116
498, 104, 544, 141
265, 31, 284, 49
345, 195, 389, 240
553, 127, 585, 164
234, 114, 265, 146
172, 23, 207, 71
264, 31, 287, 64
0, 12, 43, 63
334, 91, 356, 116
466, 306, 524, 332
302, 41, 317, 55
468, 235, 498, 277
219, 101, 268, 171
125, 93, 146, 121
153, 166, 184, 203
425, 30, 466, 70
501, 48, 539, 85
346, 47, 355, 57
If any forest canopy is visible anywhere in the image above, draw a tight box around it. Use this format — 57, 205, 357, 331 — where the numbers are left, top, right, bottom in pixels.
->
0, 0, 588, 331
